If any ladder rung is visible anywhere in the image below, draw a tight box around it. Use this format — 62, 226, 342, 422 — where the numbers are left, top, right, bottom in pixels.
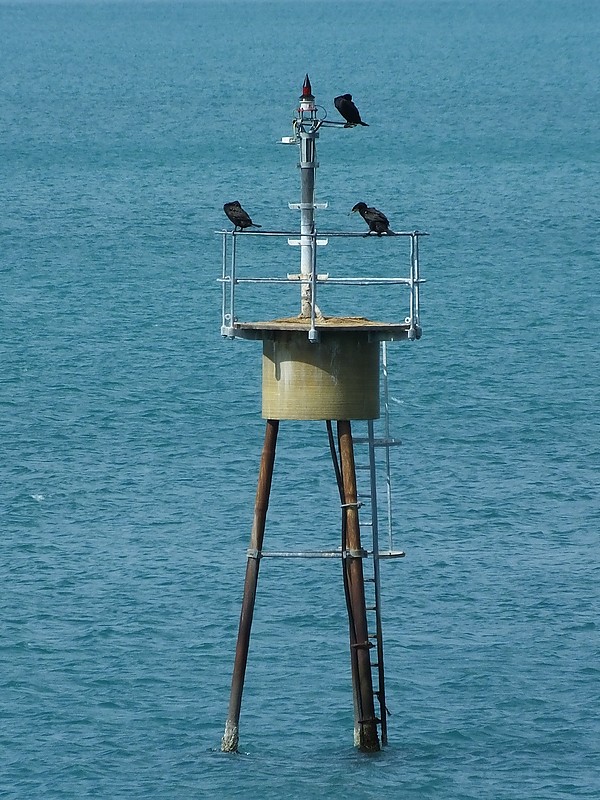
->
366, 605, 377, 611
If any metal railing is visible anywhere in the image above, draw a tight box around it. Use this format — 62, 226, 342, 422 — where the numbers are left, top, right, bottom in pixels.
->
217, 228, 427, 343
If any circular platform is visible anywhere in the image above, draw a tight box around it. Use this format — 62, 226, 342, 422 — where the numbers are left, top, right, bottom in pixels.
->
233, 316, 411, 341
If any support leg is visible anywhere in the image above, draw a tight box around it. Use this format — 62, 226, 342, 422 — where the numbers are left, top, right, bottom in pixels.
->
326, 421, 361, 745
221, 419, 279, 752
337, 420, 380, 753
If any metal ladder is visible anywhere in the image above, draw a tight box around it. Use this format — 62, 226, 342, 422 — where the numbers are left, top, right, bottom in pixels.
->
353, 342, 405, 745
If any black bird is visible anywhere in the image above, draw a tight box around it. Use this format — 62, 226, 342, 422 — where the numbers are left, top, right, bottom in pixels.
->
334, 94, 369, 127
223, 201, 262, 231
351, 202, 396, 236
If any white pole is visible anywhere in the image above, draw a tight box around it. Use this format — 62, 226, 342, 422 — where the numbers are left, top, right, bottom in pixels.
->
297, 76, 321, 320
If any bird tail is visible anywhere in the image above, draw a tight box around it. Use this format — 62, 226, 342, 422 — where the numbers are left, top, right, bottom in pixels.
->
387, 229, 397, 235
251, 223, 262, 228
359, 121, 369, 126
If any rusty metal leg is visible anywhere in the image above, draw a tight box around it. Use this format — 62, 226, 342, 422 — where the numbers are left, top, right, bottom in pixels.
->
326, 420, 362, 746
221, 419, 279, 753
337, 420, 380, 753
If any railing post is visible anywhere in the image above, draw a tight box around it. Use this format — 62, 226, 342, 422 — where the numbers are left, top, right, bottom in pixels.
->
230, 232, 237, 331
221, 232, 228, 333
414, 233, 421, 331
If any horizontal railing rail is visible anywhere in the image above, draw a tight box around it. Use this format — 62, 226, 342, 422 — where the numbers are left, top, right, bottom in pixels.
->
217, 228, 427, 342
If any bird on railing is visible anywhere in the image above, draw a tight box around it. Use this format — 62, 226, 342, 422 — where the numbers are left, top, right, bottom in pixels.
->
223, 201, 262, 231
334, 94, 369, 127
351, 202, 396, 236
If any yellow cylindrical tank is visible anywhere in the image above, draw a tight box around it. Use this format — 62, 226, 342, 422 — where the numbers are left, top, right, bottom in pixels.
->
262, 330, 379, 420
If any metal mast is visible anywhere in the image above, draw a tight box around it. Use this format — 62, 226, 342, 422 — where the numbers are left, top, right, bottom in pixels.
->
293, 75, 323, 327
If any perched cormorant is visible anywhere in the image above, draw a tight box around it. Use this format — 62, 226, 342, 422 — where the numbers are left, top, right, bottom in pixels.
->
351, 202, 396, 236
223, 201, 262, 231
334, 94, 369, 127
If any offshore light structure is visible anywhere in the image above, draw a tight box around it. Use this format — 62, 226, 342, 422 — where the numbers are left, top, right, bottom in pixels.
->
218, 76, 427, 753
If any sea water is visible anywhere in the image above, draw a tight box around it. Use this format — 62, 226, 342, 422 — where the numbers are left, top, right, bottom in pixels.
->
1, 1, 599, 797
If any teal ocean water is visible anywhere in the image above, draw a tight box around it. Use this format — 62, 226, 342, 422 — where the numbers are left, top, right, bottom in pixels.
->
2, 0, 599, 797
